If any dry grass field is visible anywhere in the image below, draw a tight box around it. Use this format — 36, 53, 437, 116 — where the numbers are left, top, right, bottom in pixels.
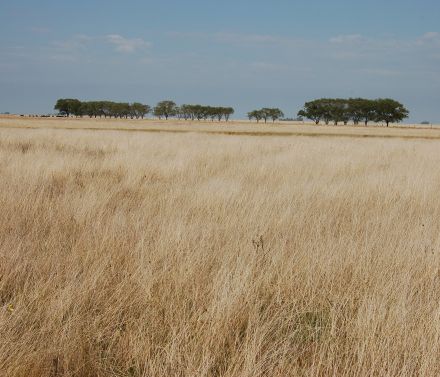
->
2, 115, 440, 140
1, 117, 440, 376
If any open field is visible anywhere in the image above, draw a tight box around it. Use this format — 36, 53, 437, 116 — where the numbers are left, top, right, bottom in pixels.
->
2, 115, 440, 140
2, 118, 440, 376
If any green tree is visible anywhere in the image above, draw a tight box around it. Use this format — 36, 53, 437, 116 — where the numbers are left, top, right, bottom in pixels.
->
214, 107, 224, 122
101, 101, 113, 118
327, 99, 349, 125
298, 100, 325, 124
374, 98, 409, 127
193, 105, 205, 121
248, 110, 264, 123
54, 99, 81, 117
260, 108, 271, 123
267, 108, 284, 122
222, 107, 234, 122
180, 105, 194, 120
154, 100, 178, 120
81, 101, 99, 118
247, 111, 256, 121
131, 103, 151, 119
207, 106, 217, 122
357, 99, 377, 126
248, 108, 283, 123
347, 98, 364, 125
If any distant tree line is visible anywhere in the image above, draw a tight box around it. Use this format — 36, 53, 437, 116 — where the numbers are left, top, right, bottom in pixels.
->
55, 98, 410, 126
54, 99, 150, 119
154, 101, 235, 121
297, 98, 409, 127
247, 108, 284, 123
54, 99, 234, 121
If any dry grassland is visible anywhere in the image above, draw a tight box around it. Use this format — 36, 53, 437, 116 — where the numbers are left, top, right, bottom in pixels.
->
2, 115, 440, 140
1, 118, 440, 376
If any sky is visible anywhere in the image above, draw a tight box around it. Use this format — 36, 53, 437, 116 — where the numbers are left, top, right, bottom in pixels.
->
1, 0, 440, 122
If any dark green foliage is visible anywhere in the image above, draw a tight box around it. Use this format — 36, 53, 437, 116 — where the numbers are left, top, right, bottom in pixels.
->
54, 99, 234, 122
298, 98, 409, 126
248, 108, 284, 123
374, 98, 409, 127
54, 99, 82, 117
298, 100, 325, 124
54, 99, 151, 119
247, 110, 264, 122
153, 100, 178, 120
178, 105, 234, 122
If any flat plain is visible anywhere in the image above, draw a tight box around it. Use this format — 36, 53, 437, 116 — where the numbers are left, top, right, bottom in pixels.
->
1, 116, 440, 376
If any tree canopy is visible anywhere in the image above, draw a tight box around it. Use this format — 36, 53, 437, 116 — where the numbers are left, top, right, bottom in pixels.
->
153, 100, 178, 120
248, 108, 284, 123
54, 99, 151, 119
374, 99, 409, 127
54, 98, 410, 127
178, 105, 234, 122
298, 98, 409, 126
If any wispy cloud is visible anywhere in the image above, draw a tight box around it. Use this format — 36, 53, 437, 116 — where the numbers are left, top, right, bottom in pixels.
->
416, 31, 440, 46
52, 34, 151, 54
138, 57, 153, 64
30, 27, 51, 34
48, 54, 78, 63
214, 32, 281, 45
421, 32, 439, 40
358, 68, 402, 77
105, 34, 151, 53
249, 61, 288, 72
53, 34, 93, 51
168, 31, 286, 46
329, 34, 365, 44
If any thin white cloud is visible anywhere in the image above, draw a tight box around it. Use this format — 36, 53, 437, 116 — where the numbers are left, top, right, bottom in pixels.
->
53, 34, 93, 51
105, 34, 151, 53
416, 31, 440, 46
168, 31, 286, 46
330, 34, 365, 44
421, 32, 439, 40
214, 32, 281, 45
30, 27, 51, 34
52, 34, 151, 54
358, 68, 402, 77
139, 57, 153, 64
48, 54, 78, 63
250, 61, 288, 71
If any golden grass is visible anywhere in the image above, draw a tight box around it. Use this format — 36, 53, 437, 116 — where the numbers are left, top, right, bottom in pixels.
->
2, 115, 440, 140
1, 121, 440, 376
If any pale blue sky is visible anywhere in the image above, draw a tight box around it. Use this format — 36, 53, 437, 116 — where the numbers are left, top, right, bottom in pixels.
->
1, 0, 440, 121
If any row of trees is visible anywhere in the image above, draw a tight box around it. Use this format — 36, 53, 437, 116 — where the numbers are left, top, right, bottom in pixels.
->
297, 98, 409, 127
54, 99, 150, 119
153, 101, 234, 121
247, 108, 284, 123
54, 99, 234, 121
55, 98, 409, 126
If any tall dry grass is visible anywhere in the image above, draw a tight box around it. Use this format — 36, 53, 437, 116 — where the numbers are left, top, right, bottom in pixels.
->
1, 127, 440, 376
